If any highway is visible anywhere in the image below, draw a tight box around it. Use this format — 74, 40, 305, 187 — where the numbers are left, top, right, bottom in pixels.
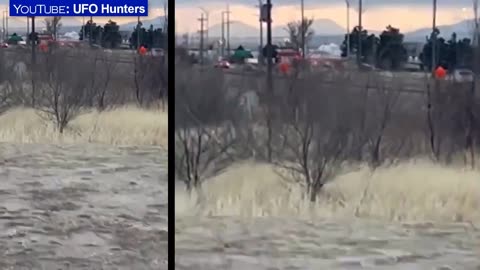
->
222, 68, 480, 96
0, 47, 159, 65
218, 67, 480, 117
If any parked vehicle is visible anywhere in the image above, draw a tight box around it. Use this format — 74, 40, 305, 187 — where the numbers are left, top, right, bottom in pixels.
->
214, 59, 230, 69
151, 48, 164, 57
448, 69, 474, 83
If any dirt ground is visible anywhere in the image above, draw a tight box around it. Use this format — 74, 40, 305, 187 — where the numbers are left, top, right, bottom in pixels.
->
0, 143, 167, 269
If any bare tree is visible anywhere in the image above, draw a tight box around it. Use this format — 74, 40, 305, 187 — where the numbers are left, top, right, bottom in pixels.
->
284, 18, 315, 53
95, 51, 117, 110
363, 73, 401, 167
0, 50, 27, 111
43, 17, 62, 39
37, 49, 90, 133
425, 79, 471, 164
132, 54, 162, 106
175, 67, 241, 193
274, 74, 354, 202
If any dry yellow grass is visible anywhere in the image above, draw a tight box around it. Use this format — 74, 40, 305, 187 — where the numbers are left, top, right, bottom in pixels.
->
176, 161, 480, 224
0, 106, 168, 147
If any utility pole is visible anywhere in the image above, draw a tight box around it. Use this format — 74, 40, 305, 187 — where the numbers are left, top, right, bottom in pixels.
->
198, 13, 206, 65
432, 0, 437, 74
26, 17, 29, 45
474, 1, 479, 47
53, 16, 56, 40
226, 4, 231, 57
346, 0, 350, 58
473, 1, 479, 76
221, 11, 225, 57
31, 16, 35, 64
258, 0, 264, 65
2, 11, 5, 41
164, 1, 168, 50
357, 0, 362, 66
31, 16, 36, 108
199, 7, 209, 50
5, 8, 8, 39
300, 0, 305, 57
89, 16, 93, 46
137, 16, 141, 49
265, 0, 273, 162
266, 0, 272, 94
82, 17, 85, 40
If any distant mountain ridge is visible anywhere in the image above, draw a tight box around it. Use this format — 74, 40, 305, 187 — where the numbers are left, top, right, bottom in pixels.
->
404, 19, 475, 42
203, 18, 476, 44
207, 18, 345, 39
121, 16, 166, 30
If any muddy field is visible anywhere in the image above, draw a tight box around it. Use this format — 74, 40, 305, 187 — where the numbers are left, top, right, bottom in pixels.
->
0, 143, 167, 269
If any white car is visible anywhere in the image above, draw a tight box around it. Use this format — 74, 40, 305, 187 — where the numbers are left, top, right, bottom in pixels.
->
449, 69, 474, 83
151, 48, 164, 57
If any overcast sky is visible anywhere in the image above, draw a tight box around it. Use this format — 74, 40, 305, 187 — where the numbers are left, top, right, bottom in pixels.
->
175, 0, 477, 33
